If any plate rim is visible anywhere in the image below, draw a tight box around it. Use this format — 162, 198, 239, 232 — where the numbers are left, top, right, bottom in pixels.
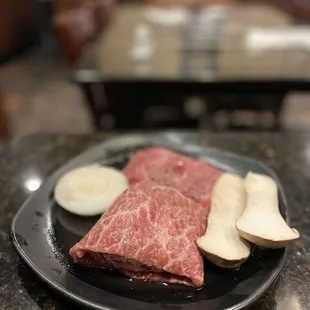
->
10, 132, 288, 310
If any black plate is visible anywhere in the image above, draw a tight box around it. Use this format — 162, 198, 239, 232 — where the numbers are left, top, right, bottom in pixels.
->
11, 133, 288, 310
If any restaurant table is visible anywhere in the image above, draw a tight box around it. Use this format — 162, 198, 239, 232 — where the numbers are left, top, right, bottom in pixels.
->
0, 132, 309, 309
73, 3, 310, 130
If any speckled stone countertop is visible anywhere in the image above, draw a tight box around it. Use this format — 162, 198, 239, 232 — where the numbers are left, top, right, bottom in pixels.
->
1, 133, 309, 309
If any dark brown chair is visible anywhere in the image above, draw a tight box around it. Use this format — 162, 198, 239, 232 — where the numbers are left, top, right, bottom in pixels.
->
0, 92, 10, 141
281, 0, 310, 21
241, 0, 310, 22
0, 0, 37, 63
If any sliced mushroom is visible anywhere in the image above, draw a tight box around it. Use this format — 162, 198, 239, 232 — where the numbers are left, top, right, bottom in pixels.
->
196, 173, 251, 268
236, 172, 299, 249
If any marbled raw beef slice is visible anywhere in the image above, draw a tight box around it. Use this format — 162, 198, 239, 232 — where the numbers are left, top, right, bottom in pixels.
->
70, 181, 207, 287
123, 147, 222, 206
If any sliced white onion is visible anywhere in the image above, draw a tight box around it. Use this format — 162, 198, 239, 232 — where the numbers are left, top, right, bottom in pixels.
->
54, 164, 128, 216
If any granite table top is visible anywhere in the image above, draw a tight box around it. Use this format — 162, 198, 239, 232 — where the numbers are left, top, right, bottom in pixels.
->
0, 132, 309, 309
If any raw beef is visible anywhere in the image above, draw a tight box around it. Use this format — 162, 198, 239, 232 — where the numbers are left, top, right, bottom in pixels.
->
70, 181, 207, 287
123, 147, 222, 206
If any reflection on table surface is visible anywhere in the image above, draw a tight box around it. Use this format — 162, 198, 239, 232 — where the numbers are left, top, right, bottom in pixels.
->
75, 3, 310, 81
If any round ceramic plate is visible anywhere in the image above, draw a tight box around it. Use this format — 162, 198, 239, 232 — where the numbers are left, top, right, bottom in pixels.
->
11, 133, 287, 310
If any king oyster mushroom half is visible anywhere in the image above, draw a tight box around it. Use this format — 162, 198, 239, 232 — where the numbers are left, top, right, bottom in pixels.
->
236, 172, 299, 249
196, 173, 251, 268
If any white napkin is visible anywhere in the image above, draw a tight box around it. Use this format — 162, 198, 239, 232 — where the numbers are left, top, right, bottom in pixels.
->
245, 27, 310, 52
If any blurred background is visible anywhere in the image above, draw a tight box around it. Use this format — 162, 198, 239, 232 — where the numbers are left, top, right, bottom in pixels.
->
1, 0, 310, 145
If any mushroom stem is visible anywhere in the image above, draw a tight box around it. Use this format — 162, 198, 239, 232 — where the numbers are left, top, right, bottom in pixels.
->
196, 173, 251, 268
236, 172, 300, 249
